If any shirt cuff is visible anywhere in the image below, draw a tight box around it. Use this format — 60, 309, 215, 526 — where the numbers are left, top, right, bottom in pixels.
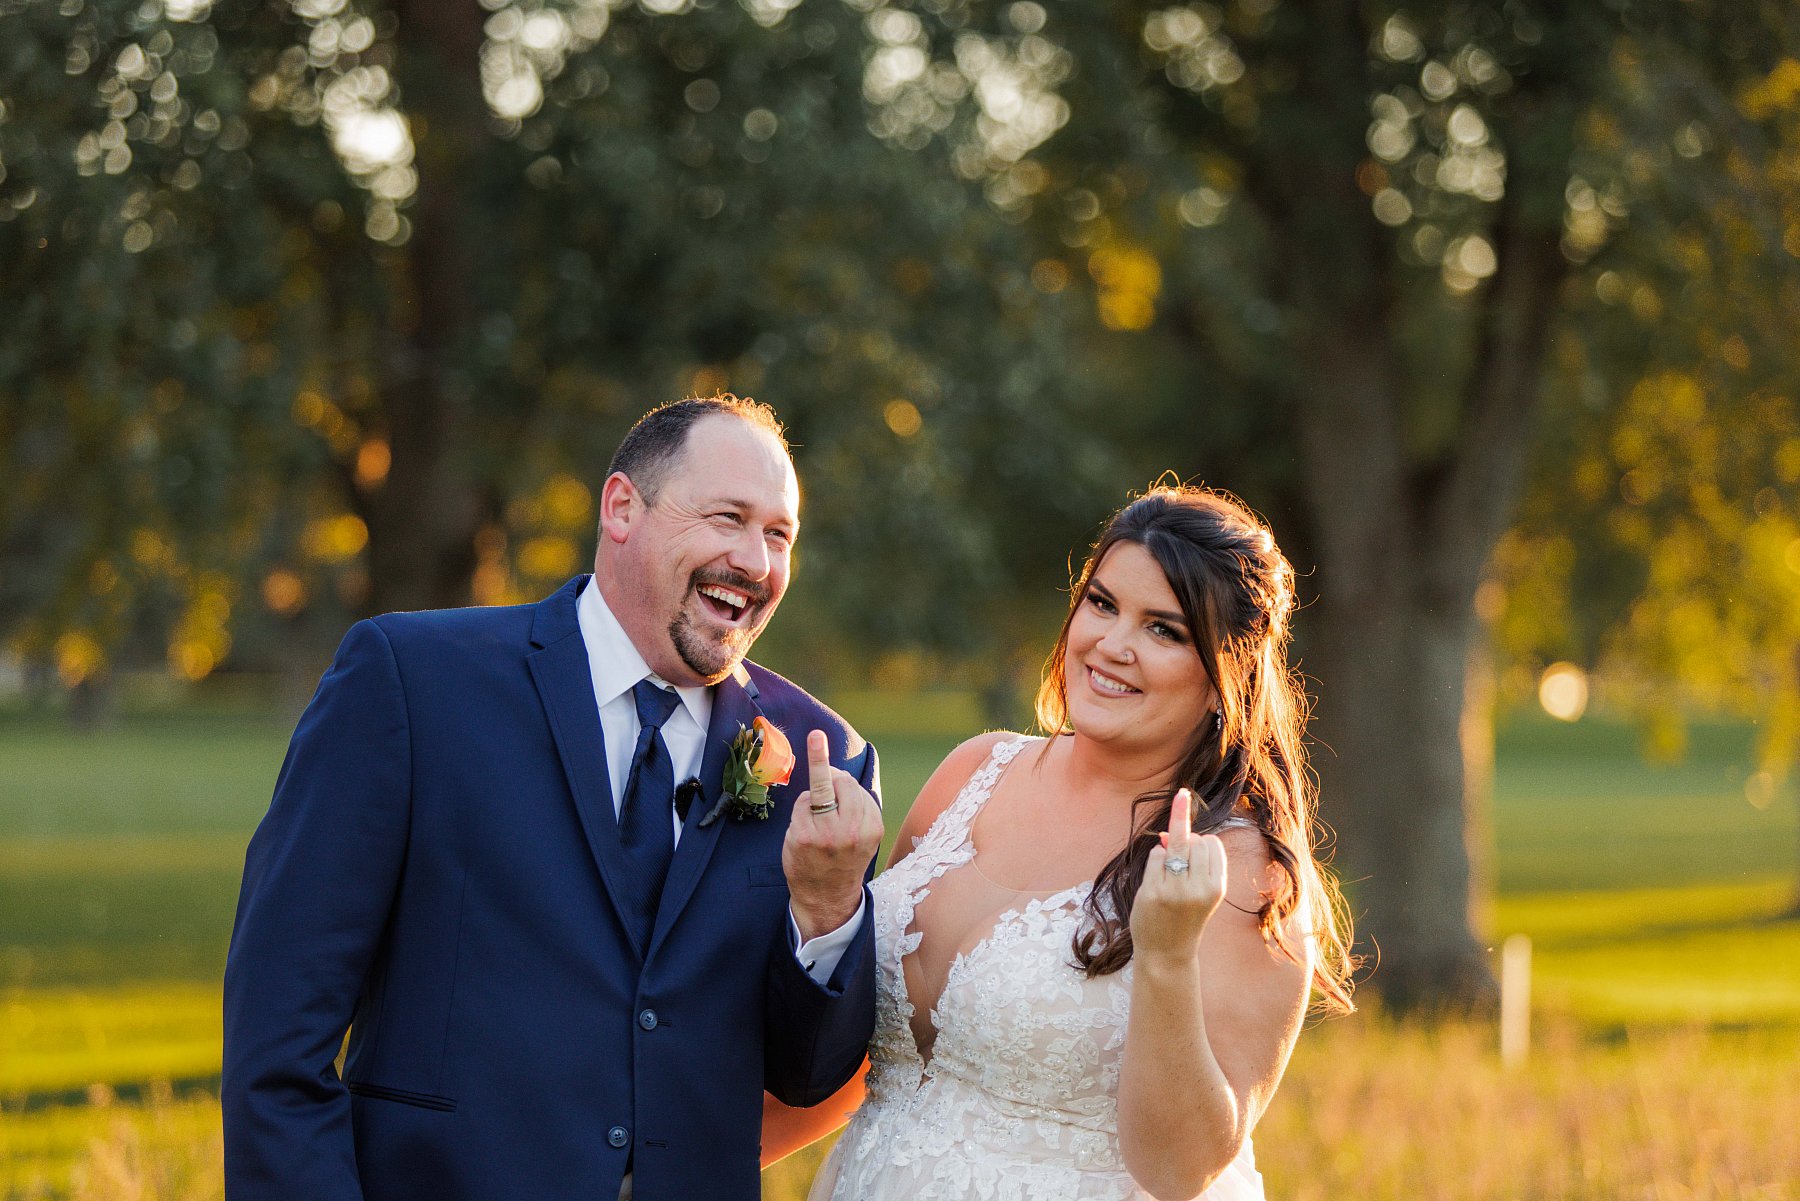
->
789, 895, 866, 985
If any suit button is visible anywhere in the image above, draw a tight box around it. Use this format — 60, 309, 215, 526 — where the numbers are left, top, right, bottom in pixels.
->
607, 1126, 629, 1149
638, 1009, 658, 1030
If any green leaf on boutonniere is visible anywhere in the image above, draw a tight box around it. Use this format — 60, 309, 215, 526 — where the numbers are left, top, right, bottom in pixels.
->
699, 723, 779, 826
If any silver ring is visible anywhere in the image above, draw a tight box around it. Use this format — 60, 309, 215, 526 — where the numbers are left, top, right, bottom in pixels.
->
1164, 856, 1190, 875
809, 799, 839, 815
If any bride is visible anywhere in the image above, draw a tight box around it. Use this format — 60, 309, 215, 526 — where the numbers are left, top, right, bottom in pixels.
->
766, 485, 1356, 1200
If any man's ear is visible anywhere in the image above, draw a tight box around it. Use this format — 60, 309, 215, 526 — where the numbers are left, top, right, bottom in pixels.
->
597, 472, 639, 546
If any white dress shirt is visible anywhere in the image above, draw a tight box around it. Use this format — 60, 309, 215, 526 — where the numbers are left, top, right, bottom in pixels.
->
576, 578, 860, 983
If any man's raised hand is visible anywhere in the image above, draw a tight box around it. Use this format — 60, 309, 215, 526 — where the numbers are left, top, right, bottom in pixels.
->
783, 730, 883, 942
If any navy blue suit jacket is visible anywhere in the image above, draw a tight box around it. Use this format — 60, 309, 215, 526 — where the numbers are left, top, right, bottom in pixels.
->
222, 577, 877, 1200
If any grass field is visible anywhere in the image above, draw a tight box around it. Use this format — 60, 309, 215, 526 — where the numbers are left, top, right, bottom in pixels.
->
1, 693, 1797, 1198
761, 1014, 1800, 1201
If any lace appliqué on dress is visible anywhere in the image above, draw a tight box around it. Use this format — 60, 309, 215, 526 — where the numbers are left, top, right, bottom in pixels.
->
809, 736, 1265, 1201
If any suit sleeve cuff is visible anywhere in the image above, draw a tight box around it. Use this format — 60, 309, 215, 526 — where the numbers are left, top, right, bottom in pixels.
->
789, 896, 867, 985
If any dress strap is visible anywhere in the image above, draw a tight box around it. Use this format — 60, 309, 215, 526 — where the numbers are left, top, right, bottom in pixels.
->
949, 735, 1034, 823
908, 735, 1037, 863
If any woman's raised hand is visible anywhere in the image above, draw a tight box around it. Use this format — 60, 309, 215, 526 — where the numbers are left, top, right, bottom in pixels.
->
1129, 788, 1228, 966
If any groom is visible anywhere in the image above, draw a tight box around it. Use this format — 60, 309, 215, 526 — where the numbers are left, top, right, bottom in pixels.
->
223, 396, 884, 1201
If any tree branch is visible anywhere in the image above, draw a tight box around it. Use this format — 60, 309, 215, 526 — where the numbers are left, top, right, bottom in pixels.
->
1421, 162, 1569, 600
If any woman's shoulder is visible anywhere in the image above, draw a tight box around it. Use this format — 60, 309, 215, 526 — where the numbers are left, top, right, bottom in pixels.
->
935, 729, 1038, 786
1205, 820, 1320, 951
886, 730, 1034, 869
953, 728, 1031, 763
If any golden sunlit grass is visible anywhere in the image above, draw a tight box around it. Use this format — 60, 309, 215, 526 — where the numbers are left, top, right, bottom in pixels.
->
0, 985, 221, 1096
1253, 1014, 1799, 1201
17, 1016, 1785, 1201
3, 1018, 1791, 1201
760, 1015, 1800, 1201
2, 1084, 221, 1201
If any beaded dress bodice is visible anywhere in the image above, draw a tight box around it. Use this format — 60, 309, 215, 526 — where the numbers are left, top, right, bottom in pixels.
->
808, 737, 1264, 1201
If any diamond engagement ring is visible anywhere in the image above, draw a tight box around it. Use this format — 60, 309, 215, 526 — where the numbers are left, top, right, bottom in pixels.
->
809, 800, 840, 815
1164, 856, 1190, 875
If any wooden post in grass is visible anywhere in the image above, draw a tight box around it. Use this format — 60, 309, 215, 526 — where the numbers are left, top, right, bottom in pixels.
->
1500, 934, 1531, 1067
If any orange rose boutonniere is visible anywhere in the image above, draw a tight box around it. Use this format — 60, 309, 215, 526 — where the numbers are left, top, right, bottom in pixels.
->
699, 716, 795, 827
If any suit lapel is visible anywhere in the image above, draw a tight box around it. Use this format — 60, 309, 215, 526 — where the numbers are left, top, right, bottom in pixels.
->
525, 577, 647, 962
648, 665, 763, 960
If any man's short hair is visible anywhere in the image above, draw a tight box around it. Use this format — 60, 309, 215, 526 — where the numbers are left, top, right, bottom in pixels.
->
607, 394, 788, 503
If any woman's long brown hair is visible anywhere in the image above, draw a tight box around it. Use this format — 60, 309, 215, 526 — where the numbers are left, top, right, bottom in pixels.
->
1035, 486, 1356, 1012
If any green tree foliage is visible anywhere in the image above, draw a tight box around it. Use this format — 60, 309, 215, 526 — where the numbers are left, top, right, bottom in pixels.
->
866, 0, 1800, 1005
1491, 43, 1800, 905
0, 0, 1131, 695
1494, 33, 1800, 747
1, 1, 315, 688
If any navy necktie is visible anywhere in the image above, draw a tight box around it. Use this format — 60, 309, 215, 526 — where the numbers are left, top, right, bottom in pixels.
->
619, 679, 680, 951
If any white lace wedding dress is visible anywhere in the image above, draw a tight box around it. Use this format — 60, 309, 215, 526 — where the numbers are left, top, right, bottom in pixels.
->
809, 736, 1266, 1201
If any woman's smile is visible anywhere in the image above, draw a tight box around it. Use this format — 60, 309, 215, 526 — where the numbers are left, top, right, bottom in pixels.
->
1086, 665, 1141, 696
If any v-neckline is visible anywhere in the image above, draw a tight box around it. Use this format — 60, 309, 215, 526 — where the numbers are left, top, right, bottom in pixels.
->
904, 879, 1092, 1071
889, 735, 1105, 1073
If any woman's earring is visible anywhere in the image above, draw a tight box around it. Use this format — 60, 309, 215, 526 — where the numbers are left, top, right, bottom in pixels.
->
1212, 710, 1225, 736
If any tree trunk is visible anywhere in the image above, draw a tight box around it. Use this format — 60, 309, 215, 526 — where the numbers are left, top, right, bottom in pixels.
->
1286, 239, 1563, 1010
1256, 62, 1571, 1005
1287, 321, 1501, 1012
1305, 566, 1498, 1011
65, 674, 118, 731
361, 0, 491, 616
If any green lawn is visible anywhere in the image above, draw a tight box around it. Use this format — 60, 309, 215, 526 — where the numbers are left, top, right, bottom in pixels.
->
1489, 714, 1797, 891
1481, 713, 1800, 1026
1496, 878, 1800, 1025
2, 698, 1796, 1008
